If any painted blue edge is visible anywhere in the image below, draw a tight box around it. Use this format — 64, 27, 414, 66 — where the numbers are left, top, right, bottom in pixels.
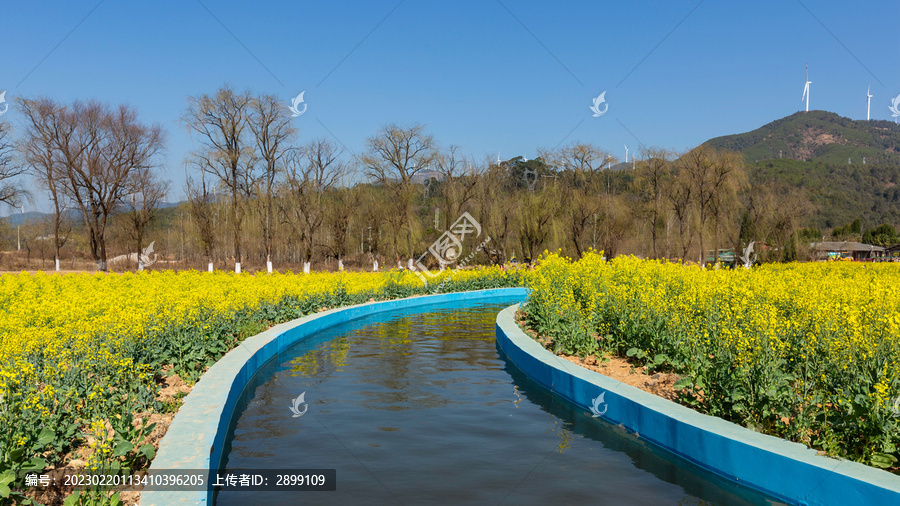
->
495, 303, 900, 506
141, 287, 529, 506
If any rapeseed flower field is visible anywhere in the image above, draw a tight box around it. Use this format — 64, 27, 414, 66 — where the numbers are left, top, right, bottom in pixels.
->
0, 267, 524, 501
4, 253, 899, 502
524, 252, 900, 471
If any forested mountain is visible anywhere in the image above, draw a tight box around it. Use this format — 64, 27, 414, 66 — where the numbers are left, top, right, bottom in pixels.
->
706, 111, 900, 165
706, 111, 900, 230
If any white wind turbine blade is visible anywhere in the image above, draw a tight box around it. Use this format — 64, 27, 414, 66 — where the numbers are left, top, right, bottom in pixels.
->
801, 64, 810, 111
867, 86, 873, 120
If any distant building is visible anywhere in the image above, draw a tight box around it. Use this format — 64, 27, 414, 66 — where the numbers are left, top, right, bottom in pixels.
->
886, 243, 900, 261
811, 241, 885, 261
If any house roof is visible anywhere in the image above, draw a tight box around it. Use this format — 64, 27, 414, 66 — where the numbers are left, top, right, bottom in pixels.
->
811, 241, 885, 252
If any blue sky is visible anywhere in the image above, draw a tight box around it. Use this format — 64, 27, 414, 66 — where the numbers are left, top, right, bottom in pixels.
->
2, 0, 899, 211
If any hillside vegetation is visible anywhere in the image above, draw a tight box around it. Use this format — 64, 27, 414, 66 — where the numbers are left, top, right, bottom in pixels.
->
707, 111, 900, 230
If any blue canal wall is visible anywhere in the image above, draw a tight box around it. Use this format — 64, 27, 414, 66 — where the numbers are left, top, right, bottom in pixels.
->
495, 303, 900, 505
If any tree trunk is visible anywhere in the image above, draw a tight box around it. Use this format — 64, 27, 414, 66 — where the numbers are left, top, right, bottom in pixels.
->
136, 226, 144, 272
232, 192, 242, 273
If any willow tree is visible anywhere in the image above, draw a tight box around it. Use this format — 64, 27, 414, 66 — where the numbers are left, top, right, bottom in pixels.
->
545, 143, 609, 258
632, 149, 673, 259
361, 124, 437, 261
434, 145, 479, 231
681, 145, 746, 265
282, 139, 347, 272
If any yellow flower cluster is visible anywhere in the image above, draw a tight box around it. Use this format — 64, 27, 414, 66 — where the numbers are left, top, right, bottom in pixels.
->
526, 251, 900, 468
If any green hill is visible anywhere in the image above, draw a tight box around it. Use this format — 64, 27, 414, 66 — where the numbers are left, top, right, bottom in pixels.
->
706, 111, 900, 166
703, 111, 900, 230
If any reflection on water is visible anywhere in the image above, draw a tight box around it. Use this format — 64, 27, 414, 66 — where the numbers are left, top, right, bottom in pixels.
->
217, 298, 784, 506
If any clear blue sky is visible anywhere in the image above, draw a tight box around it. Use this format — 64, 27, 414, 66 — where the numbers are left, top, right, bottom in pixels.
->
2, 0, 899, 212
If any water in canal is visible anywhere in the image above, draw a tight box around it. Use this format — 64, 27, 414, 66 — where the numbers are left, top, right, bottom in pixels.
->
217, 296, 784, 505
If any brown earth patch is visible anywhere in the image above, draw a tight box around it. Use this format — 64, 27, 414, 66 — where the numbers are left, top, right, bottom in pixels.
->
559, 353, 680, 401
158, 365, 191, 401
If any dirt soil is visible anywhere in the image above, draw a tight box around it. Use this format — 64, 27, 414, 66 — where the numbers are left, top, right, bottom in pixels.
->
559, 353, 681, 401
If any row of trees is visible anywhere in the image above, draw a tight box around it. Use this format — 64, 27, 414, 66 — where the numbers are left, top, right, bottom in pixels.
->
1, 85, 855, 273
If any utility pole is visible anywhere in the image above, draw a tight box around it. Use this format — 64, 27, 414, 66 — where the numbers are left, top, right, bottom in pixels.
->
17, 205, 24, 251
180, 210, 185, 262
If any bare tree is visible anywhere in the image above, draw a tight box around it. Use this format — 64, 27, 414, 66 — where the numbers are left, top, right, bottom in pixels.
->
597, 193, 632, 259
54, 101, 164, 271
283, 139, 347, 271
18, 98, 69, 270
361, 124, 437, 260
248, 93, 295, 273
184, 85, 255, 273
743, 182, 813, 262
126, 167, 169, 270
0, 119, 28, 208
324, 183, 360, 269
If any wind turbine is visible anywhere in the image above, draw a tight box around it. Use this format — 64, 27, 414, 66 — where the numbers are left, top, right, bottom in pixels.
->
801, 64, 811, 112
624, 145, 629, 164
866, 86, 873, 121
